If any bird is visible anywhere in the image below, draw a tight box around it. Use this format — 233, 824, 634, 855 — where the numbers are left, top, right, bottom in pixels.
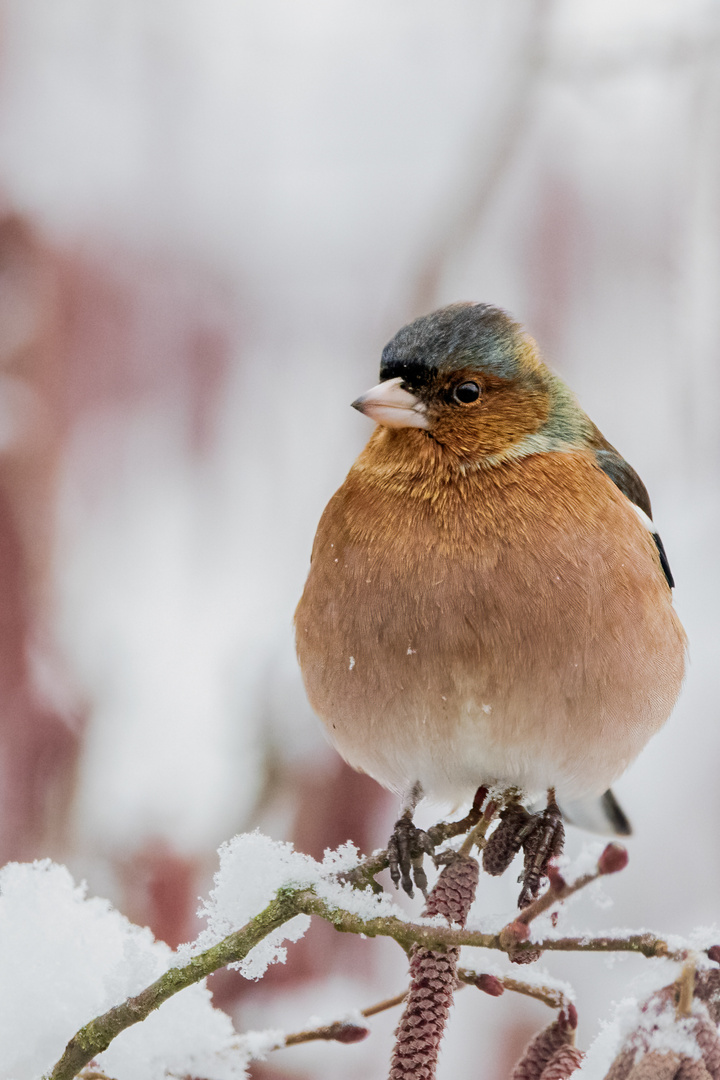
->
294, 302, 687, 899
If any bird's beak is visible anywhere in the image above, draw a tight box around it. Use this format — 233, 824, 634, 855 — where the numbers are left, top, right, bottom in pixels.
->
351, 377, 429, 430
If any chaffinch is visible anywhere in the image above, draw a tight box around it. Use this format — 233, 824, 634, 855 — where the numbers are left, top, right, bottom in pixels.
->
295, 303, 686, 896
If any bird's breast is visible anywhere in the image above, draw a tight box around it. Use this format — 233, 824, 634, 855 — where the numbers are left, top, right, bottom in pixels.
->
294, 449, 686, 801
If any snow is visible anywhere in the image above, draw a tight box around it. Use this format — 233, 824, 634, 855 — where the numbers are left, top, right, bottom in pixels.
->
188, 831, 410, 980
579, 995, 710, 1078
1, 834, 719, 1080
577, 960, 696, 1078
234, 1027, 286, 1060
0, 860, 244, 1080
0, 834, 420, 1077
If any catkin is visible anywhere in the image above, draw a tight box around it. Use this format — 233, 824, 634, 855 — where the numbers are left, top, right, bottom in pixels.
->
388, 852, 479, 1080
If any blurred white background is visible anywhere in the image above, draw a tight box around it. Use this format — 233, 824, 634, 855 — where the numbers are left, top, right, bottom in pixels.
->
0, 1, 717, 1076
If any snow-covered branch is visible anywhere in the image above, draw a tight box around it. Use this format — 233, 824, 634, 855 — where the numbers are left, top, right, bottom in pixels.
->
27, 815, 718, 1080
45, 889, 308, 1080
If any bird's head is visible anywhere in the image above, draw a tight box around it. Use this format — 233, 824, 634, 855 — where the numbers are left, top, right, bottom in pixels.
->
352, 303, 587, 464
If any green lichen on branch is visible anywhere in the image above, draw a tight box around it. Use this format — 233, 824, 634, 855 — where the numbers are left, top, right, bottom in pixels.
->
299, 892, 676, 962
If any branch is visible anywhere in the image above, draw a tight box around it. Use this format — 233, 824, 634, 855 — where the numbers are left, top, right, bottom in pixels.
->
300, 892, 678, 961
46, 832, 685, 1080
515, 842, 629, 927
266, 968, 568, 1055
456, 968, 567, 1010
250, 963, 565, 1054
269, 967, 569, 1054
48, 881, 683, 1079
45, 889, 310, 1080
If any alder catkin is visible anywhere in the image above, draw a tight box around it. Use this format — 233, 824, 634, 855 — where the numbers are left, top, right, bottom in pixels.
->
693, 1016, 720, 1080
482, 804, 532, 876
388, 853, 479, 1080
511, 1009, 577, 1080
538, 1045, 585, 1080
424, 852, 480, 924
602, 979, 720, 1080
603, 1048, 637, 1080
623, 1051, 681, 1080
676, 1058, 714, 1080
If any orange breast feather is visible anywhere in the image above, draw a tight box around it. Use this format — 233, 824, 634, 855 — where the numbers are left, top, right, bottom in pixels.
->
295, 437, 686, 802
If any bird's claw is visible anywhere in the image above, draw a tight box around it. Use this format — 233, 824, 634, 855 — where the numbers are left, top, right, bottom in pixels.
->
517, 797, 565, 908
388, 813, 435, 898
481, 793, 565, 908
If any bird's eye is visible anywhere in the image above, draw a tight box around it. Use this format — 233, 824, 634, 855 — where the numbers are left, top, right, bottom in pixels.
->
453, 381, 480, 404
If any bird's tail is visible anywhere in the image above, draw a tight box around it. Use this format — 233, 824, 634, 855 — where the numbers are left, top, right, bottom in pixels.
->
559, 788, 632, 836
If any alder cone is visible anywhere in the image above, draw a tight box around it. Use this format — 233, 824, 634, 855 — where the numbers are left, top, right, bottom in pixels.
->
509, 944, 544, 965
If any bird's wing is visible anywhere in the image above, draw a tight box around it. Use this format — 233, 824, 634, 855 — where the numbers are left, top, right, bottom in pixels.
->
592, 447, 652, 517
589, 431, 675, 589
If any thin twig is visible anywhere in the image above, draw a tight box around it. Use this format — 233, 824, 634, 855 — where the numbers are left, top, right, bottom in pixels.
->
515, 870, 598, 926
273, 969, 568, 1056
538, 934, 673, 958
456, 967, 567, 1010
509, 841, 630, 928
362, 989, 409, 1019
283, 1021, 367, 1047
676, 956, 698, 1018
277, 990, 410, 1049
459, 799, 498, 855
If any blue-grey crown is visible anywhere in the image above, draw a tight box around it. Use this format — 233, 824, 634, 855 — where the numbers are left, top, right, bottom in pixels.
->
379, 303, 528, 390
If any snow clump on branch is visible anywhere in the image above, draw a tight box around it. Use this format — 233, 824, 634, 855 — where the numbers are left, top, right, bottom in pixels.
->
186, 829, 408, 979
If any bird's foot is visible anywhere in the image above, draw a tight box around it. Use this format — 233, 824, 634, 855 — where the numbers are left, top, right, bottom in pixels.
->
481, 792, 565, 908
387, 811, 436, 898
517, 795, 565, 909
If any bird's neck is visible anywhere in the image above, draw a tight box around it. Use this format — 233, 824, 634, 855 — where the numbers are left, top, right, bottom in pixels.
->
354, 427, 467, 491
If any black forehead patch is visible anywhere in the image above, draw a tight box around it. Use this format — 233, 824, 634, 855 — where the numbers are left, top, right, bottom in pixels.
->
380, 303, 524, 388
380, 355, 439, 390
